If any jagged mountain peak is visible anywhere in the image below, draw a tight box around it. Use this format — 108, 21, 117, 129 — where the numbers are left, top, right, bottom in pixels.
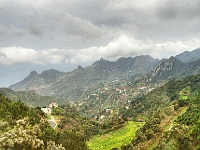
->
92, 57, 112, 66
77, 65, 84, 70
99, 57, 108, 62
116, 57, 134, 63
23, 70, 39, 82
29, 70, 39, 76
40, 69, 62, 77
134, 55, 154, 60
41, 69, 61, 74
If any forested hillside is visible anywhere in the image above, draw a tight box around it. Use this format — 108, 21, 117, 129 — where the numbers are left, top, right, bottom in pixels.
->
119, 74, 200, 150
0, 94, 91, 150
0, 88, 59, 107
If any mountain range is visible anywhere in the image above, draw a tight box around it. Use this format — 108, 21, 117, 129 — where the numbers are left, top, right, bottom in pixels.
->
9, 55, 160, 101
9, 48, 200, 103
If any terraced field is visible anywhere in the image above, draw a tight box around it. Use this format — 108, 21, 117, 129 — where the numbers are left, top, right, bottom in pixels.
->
87, 121, 144, 150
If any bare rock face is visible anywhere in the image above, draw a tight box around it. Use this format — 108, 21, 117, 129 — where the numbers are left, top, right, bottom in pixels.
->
141, 56, 200, 83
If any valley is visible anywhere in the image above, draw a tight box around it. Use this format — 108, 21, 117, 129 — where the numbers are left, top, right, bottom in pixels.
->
0, 49, 200, 149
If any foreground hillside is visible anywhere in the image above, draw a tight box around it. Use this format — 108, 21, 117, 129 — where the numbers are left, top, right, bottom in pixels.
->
0, 94, 92, 150
119, 74, 200, 149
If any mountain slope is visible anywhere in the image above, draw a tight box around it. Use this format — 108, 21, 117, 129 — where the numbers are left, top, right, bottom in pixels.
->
120, 73, 200, 150
141, 56, 200, 83
175, 48, 200, 63
142, 57, 186, 83
0, 88, 59, 107
9, 69, 65, 91
0, 94, 94, 150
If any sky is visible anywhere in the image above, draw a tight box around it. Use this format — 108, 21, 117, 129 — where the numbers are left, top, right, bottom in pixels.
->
0, 0, 200, 87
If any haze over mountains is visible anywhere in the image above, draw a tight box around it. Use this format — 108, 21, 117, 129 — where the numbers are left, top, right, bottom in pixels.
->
9, 48, 200, 102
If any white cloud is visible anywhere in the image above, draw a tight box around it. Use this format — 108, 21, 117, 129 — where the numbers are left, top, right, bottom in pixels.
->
0, 47, 40, 64
69, 36, 200, 63
0, 36, 200, 65
0, 47, 66, 65
152, 38, 200, 58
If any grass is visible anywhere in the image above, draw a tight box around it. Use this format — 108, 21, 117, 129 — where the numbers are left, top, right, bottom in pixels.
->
179, 86, 191, 100
87, 121, 144, 150
137, 114, 148, 121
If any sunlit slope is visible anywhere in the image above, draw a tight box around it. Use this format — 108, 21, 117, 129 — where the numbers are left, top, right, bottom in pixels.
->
87, 121, 144, 150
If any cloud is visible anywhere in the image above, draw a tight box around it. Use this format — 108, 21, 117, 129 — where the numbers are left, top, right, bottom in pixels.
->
69, 36, 200, 63
60, 14, 107, 40
28, 23, 44, 36
0, 35, 200, 65
0, 24, 25, 37
157, 0, 200, 20
0, 47, 66, 65
1, 0, 200, 50
0, 47, 40, 65
0, 0, 200, 65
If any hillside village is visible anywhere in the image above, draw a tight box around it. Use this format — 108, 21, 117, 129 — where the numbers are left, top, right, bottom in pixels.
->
41, 102, 59, 114
73, 79, 163, 122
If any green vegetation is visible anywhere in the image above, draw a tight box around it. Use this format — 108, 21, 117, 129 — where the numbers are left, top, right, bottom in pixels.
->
0, 88, 59, 107
87, 121, 144, 150
179, 86, 191, 100
154, 94, 200, 150
0, 94, 89, 150
118, 74, 200, 149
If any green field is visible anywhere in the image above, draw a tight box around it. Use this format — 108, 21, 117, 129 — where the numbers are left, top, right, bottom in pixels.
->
87, 121, 144, 150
